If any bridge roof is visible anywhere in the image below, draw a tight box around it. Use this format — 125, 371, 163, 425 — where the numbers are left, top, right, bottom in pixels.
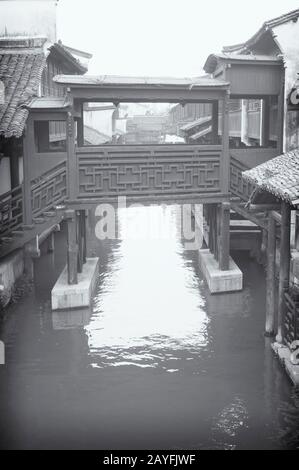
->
53, 75, 230, 102
54, 74, 229, 88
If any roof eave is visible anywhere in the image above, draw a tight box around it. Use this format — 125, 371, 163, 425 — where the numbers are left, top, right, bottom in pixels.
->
49, 44, 88, 74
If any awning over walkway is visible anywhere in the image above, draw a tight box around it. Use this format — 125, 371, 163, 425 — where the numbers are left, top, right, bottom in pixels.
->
243, 149, 299, 204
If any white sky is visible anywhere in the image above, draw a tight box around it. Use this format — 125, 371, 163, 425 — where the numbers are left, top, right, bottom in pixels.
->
57, 0, 299, 77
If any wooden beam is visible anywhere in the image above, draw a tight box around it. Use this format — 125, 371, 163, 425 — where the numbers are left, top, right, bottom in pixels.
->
248, 204, 280, 212
265, 214, 276, 337
276, 201, 291, 344
270, 210, 282, 225
231, 203, 268, 230
69, 87, 228, 103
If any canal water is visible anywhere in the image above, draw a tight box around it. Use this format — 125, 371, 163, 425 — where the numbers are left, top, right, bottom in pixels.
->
0, 205, 299, 450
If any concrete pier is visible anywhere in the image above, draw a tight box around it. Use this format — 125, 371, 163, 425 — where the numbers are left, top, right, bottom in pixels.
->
51, 257, 99, 310
199, 249, 243, 294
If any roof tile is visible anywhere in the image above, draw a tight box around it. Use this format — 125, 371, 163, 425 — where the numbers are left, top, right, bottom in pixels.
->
243, 149, 299, 203
0, 52, 45, 138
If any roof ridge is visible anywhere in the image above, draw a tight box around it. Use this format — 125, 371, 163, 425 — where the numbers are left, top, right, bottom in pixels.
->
223, 8, 299, 53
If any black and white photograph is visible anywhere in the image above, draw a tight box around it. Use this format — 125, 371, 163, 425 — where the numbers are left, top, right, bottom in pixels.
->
0, 0, 299, 455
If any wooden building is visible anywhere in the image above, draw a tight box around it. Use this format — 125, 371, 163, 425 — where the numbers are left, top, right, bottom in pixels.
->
0, 36, 90, 259
235, 10, 299, 378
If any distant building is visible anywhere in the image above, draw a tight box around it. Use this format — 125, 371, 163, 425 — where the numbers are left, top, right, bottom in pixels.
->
125, 114, 168, 144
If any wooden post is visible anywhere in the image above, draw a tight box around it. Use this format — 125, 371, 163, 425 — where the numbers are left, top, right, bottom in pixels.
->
277, 73, 285, 155
22, 117, 34, 225
82, 210, 87, 264
265, 215, 276, 336
208, 204, 217, 257
276, 201, 291, 344
77, 102, 84, 147
211, 100, 219, 144
219, 202, 230, 271
47, 232, 55, 253
66, 106, 78, 201
290, 210, 296, 249
260, 97, 270, 147
221, 92, 230, 194
66, 209, 78, 285
241, 99, 250, 146
77, 211, 84, 274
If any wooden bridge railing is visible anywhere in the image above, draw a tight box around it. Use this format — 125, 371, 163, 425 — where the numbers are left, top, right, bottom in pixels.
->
0, 185, 23, 237
230, 156, 256, 202
31, 161, 67, 219
74, 144, 224, 202
0, 161, 67, 240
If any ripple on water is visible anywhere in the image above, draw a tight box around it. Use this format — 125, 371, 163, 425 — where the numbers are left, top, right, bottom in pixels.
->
85, 206, 210, 372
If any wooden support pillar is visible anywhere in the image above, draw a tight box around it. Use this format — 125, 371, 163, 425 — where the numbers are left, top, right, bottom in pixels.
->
22, 117, 34, 225
76, 118, 84, 147
290, 210, 296, 249
277, 74, 285, 155
276, 201, 291, 344
208, 204, 217, 257
82, 210, 87, 264
260, 97, 270, 147
66, 107, 78, 201
76, 103, 84, 147
241, 99, 250, 146
221, 91, 230, 194
66, 209, 78, 285
77, 211, 84, 274
10, 154, 19, 189
47, 231, 55, 253
265, 215, 276, 337
219, 202, 230, 271
211, 100, 219, 144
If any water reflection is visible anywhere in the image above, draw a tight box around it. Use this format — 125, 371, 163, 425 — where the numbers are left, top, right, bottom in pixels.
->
86, 206, 209, 371
0, 206, 299, 449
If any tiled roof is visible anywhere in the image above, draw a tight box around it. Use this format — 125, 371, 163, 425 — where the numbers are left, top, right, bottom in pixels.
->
243, 149, 299, 203
83, 125, 110, 145
27, 96, 69, 109
180, 116, 211, 132
223, 8, 299, 54
0, 46, 45, 138
49, 42, 88, 74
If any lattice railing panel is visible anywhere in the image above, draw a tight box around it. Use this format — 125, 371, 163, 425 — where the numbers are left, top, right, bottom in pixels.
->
31, 161, 67, 218
77, 145, 222, 200
0, 185, 23, 236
